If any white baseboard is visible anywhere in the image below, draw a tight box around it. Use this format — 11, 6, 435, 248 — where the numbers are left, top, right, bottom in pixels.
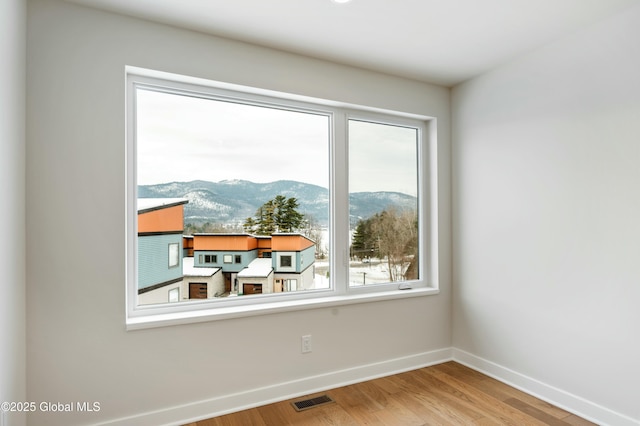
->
452, 348, 639, 426
95, 347, 638, 426
95, 348, 453, 426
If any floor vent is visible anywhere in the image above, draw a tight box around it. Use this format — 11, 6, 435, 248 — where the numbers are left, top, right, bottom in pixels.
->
292, 394, 335, 412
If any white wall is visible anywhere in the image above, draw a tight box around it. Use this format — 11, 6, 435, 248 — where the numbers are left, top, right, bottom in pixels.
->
0, 1, 27, 426
452, 3, 640, 425
25, 1, 451, 425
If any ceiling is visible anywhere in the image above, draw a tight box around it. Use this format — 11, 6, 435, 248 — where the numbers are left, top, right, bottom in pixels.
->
66, 0, 638, 86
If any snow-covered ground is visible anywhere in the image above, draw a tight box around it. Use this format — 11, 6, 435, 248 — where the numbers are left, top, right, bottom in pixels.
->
348, 260, 393, 286
312, 229, 407, 288
312, 258, 397, 288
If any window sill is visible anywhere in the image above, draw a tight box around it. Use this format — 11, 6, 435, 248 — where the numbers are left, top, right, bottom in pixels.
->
126, 287, 438, 330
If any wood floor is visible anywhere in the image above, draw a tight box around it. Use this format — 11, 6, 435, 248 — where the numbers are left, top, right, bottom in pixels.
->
184, 362, 597, 426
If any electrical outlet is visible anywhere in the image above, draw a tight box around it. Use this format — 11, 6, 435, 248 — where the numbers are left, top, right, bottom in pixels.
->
301, 335, 312, 353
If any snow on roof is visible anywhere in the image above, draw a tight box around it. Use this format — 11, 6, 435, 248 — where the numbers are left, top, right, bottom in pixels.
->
194, 233, 252, 237
137, 198, 188, 213
182, 257, 219, 277
237, 258, 273, 278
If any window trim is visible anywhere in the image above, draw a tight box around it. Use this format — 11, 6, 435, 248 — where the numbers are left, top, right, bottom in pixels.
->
125, 66, 439, 330
276, 252, 296, 272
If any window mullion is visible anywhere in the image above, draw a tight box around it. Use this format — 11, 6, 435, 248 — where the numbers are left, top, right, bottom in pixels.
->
331, 111, 349, 294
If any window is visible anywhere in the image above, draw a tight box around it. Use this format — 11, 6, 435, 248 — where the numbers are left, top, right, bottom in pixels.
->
168, 243, 179, 268
284, 279, 298, 292
126, 67, 437, 328
349, 120, 419, 286
168, 288, 180, 303
280, 255, 292, 268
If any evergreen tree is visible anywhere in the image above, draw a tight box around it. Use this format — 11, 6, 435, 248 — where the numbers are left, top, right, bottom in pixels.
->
243, 217, 257, 234
244, 195, 305, 235
256, 201, 276, 234
351, 219, 376, 259
279, 196, 304, 232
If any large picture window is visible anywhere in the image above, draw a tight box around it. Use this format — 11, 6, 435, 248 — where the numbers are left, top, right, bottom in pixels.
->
126, 67, 437, 328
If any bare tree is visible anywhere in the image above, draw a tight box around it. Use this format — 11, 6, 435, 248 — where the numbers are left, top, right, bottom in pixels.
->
365, 207, 418, 281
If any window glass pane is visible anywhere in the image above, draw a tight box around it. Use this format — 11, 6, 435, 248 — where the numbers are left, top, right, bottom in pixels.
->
136, 88, 330, 305
168, 243, 179, 268
348, 120, 419, 286
281, 255, 292, 267
168, 288, 180, 303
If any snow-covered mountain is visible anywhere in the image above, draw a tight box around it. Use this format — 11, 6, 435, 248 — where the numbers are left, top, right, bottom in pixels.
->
138, 180, 416, 227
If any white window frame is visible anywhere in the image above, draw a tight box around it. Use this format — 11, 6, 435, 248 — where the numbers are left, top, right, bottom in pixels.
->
125, 66, 439, 330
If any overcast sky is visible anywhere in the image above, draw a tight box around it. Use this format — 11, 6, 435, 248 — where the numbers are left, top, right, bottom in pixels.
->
136, 88, 418, 196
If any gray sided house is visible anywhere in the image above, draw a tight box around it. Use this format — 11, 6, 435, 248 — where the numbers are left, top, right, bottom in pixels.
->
137, 198, 188, 304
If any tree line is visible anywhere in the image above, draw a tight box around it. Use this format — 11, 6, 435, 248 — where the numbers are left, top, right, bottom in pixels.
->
184, 196, 417, 279
351, 207, 418, 282
183, 195, 309, 236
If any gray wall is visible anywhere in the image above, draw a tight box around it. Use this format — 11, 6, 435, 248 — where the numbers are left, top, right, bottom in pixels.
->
27, 0, 639, 425
26, 1, 451, 425
452, 3, 640, 423
0, 0, 26, 426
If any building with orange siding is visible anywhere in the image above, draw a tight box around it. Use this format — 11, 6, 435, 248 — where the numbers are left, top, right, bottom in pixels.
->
138, 198, 186, 234
192, 233, 316, 295
137, 198, 189, 304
